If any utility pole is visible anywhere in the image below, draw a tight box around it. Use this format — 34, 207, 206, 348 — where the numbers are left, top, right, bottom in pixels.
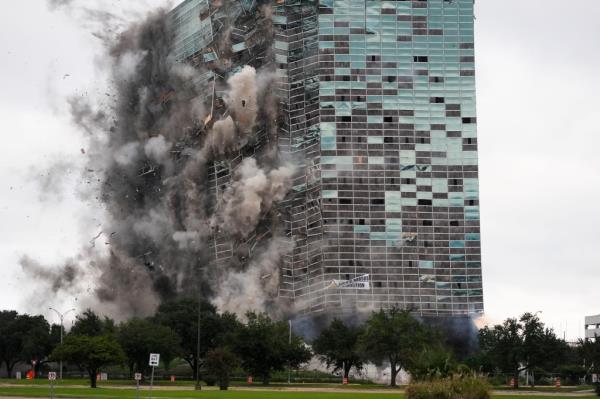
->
287, 320, 292, 384
195, 300, 201, 391
49, 307, 76, 380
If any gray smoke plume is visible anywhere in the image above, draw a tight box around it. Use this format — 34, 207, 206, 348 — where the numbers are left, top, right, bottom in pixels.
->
20, 255, 81, 293
28, 4, 293, 319
204, 116, 237, 155
29, 159, 76, 201
214, 158, 294, 238
47, 0, 74, 10
213, 237, 294, 318
225, 65, 258, 133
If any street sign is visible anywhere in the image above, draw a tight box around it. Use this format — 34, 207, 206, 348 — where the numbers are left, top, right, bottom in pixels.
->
149, 353, 160, 367
148, 354, 159, 399
134, 373, 142, 381
48, 372, 57, 381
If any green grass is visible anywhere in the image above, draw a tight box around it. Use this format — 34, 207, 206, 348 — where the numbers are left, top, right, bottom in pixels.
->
0, 385, 595, 399
0, 386, 405, 399
494, 385, 594, 392
0, 379, 397, 390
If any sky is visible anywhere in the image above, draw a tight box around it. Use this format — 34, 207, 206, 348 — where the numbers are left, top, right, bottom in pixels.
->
0, 0, 598, 339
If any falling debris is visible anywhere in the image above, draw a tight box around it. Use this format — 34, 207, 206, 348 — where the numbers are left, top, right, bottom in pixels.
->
90, 231, 103, 247
25, 0, 293, 320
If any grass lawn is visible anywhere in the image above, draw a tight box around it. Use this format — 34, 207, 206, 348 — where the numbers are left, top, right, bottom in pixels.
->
0, 379, 401, 391
0, 385, 595, 399
0, 386, 405, 399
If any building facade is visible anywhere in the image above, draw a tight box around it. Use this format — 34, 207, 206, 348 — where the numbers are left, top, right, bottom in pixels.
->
585, 315, 600, 340
171, 0, 483, 317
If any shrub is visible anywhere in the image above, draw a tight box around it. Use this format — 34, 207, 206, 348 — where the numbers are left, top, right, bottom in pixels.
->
406, 377, 491, 399
594, 382, 600, 397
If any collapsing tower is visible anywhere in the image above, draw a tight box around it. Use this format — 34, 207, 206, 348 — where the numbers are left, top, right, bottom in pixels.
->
170, 0, 483, 317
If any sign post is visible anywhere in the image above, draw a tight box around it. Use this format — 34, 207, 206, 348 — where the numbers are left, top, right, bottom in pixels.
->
148, 353, 160, 399
134, 372, 142, 399
48, 372, 57, 399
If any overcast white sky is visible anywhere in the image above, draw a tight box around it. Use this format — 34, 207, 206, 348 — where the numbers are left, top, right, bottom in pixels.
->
0, 0, 598, 339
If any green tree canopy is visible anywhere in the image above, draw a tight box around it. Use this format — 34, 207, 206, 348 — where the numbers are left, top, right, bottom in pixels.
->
0, 311, 54, 377
359, 307, 434, 387
205, 347, 239, 390
51, 335, 125, 388
579, 336, 600, 375
233, 312, 311, 385
478, 312, 566, 388
409, 345, 462, 381
153, 298, 240, 379
312, 318, 364, 379
117, 318, 181, 375
70, 309, 116, 337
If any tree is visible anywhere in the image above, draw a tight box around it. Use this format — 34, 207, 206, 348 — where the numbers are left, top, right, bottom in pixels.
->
70, 309, 115, 337
0, 311, 20, 377
312, 318, 364, 379
205, 348, 239, 390
359, 307, 433, 387
0, 311, 54, 378
153, 298, 240, 379
578, 337, 600, 382
117, 318, 181, 376
20, 315, 55, 374
51, 335, 125, 388
233, 312, 311, 384
478, 312, 566, 389
410, 345, 460, 381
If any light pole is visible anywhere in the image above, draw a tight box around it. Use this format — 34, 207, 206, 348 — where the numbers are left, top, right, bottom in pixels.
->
195, 299, 201, 391
49, 308, 76, 380
287, 320, 292, 384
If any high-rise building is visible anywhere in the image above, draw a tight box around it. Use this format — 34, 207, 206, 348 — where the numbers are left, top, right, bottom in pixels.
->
585, 315, 600, 340
171, 0, 483, 317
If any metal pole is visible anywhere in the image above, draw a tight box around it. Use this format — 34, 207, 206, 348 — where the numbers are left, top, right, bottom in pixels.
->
195, 297, 201, 390
49, 308, 75, 380
50, 380, 54, 399
149, 366, 155, 399
59, 317, 63, 380
288, 320, 292, 384
136, 380, 140, 399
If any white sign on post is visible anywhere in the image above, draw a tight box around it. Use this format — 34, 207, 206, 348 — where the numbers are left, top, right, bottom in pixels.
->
134, 373, 142, 381
48, 372, 57, 381
149, 353, 160, 367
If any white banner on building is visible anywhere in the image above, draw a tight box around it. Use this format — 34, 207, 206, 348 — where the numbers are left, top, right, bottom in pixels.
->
327, 274, 370, 290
